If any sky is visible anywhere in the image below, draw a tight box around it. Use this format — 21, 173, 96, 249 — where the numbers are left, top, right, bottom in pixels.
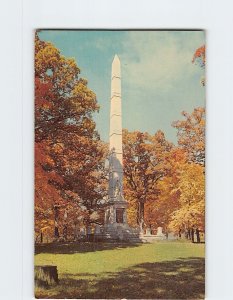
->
38, 30, 205, 144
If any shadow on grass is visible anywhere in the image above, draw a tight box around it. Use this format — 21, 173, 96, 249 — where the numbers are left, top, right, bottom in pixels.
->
36, 257, 205, 299
35, 241, 141, 255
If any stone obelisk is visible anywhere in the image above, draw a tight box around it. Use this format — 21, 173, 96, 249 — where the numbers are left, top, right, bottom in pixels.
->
109, 54, 123, 198
105, 55, 128, 228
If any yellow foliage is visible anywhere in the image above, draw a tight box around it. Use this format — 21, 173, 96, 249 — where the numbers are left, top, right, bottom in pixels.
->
168, 163, 205, 232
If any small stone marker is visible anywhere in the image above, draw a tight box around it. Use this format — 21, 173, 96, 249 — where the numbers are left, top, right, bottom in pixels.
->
35, 265, 58, 287
146, 228, 151, 235
157, 227, 164, 236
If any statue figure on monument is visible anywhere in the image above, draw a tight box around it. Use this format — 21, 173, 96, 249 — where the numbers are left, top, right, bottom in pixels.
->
114, 179, 123, 198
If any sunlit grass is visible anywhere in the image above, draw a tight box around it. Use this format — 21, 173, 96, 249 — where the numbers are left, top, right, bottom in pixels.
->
35, 241, 205, 299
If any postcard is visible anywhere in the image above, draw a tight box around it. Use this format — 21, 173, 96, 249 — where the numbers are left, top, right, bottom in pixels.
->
34, 29, 205, 299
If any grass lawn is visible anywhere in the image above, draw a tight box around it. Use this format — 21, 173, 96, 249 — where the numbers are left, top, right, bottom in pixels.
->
35, 241, 205, 299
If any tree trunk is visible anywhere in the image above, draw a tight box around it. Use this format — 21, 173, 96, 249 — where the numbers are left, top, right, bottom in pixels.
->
54, 226, 59, 238
137, 201, 145, 233
188, 228, 191, 240
35, 265, 59, 287
196, 228, 200, 243
178, 228, 181, 238
63, 224, 67, 241
191, 227, 195, 243
54, 205, 60, 238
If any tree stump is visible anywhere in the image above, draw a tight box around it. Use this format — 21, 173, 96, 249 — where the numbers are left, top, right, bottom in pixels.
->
35, 265, 59, 288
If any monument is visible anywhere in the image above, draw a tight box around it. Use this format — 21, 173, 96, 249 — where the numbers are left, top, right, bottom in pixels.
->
105, 54, 128, 226
95, 55, 168, 243
101, 55, 140, 242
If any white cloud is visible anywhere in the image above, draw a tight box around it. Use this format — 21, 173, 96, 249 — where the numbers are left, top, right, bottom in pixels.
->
120, 31, 205, 92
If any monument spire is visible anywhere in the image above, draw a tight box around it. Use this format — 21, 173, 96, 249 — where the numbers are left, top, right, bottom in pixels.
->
109, 54, 123, 199
103, 54, 129, 230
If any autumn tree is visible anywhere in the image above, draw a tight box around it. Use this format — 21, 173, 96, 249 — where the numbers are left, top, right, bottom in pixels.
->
172, 107, 205, 166
192, 44, 205, 86
144, 148, 186, 233
143, 146, 205, 239
166, 108, 205, 238
192, 45, 205, 68
168, 162, 205, 235
143, 108, 205, 238
160, 45, 206, 237
34, 142, 64, 242
123, 129, 173, 232
133, 47, 206, 237
34, 33, 107, 241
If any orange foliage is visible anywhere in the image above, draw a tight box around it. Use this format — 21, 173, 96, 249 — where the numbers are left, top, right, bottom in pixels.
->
123, 129, 173, 230
34, 33, 107, 242
172, 107, 205, 166
192, 45, 205, 68
192, 45, 205, 86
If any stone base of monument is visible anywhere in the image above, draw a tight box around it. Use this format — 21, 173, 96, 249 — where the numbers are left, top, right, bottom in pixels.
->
98, 224, 142, 243
100, 196, 142, 243
94, 225, 171, 243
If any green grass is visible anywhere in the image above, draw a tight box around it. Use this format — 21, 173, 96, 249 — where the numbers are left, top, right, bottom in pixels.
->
35, 241, 205, 299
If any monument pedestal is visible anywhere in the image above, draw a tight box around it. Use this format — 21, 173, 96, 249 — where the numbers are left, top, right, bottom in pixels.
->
105, 196, 127, 225
101, 196, 141, 242
101, 224, 141, 243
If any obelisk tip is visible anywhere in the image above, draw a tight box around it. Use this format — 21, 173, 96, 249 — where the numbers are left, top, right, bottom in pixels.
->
113, 54, 120, 63
112, 54, 121, 78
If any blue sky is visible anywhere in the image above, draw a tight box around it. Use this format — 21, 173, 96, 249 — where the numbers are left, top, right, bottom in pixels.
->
38, 30, 205, 144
